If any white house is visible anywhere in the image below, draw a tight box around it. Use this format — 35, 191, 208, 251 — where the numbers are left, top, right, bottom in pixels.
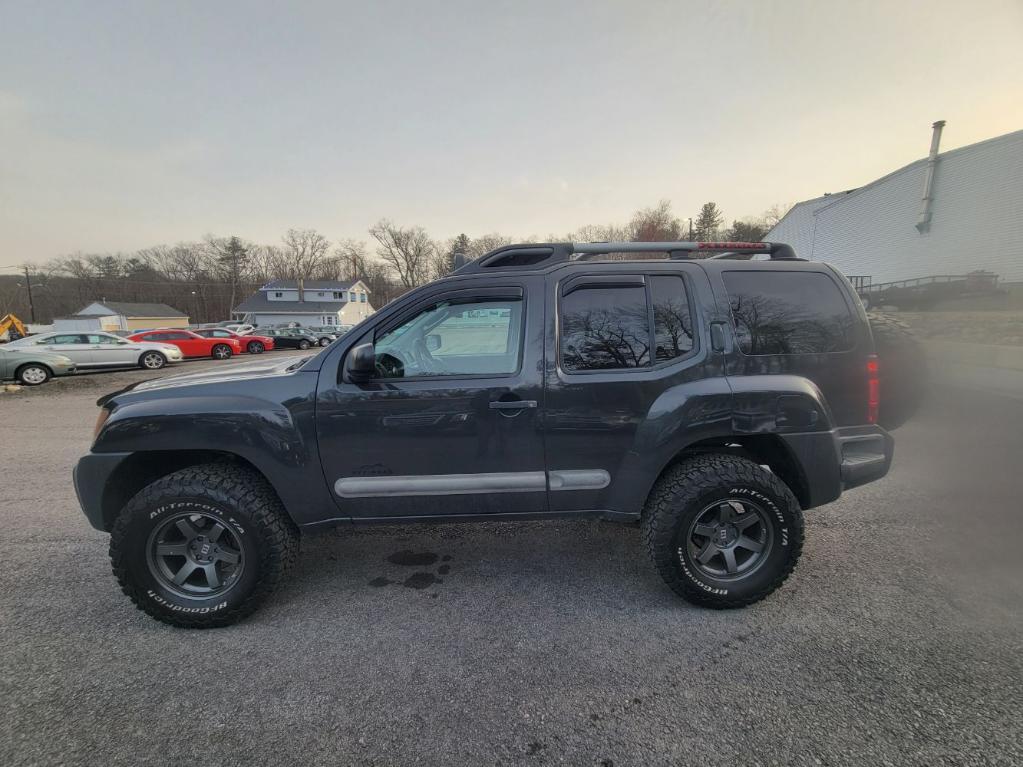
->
766, 125, 1023, 285
233, 279, 374, 328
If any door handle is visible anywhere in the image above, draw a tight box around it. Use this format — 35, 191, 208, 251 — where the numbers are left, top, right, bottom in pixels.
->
489, 400, 537, 411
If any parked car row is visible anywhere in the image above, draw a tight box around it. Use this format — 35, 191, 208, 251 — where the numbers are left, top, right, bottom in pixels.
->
1, 321, 353, 386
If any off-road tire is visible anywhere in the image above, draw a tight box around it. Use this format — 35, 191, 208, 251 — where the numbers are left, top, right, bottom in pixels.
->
642, 454, 804, 609
298, 339, 311, 350
138, 351, 167, 370
867, 311, 928, 430
109, 463, 300, 628
211, 344, 233, 360
16, 363, 51, 386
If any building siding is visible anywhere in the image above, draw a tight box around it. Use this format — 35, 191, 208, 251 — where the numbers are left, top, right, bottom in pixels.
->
767, 130, 1023, 284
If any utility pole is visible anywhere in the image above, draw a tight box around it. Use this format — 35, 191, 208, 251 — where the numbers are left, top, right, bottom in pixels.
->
687, 218, 694, 240
22, 266, 36, 323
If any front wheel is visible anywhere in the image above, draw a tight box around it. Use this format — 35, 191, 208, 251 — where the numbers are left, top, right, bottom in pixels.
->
139, 351, 167, 370
212, 344, 233, 360
642, 454, 804, 608
318, 337, 331, 347
16, 364, 51, 386
246, 341, 265, 354
298, 340, 311, 350
109, 463, 300, 628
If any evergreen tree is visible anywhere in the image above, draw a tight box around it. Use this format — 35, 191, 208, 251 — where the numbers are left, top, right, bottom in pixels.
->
219, 236, 248, 316
694, 202, 724, 240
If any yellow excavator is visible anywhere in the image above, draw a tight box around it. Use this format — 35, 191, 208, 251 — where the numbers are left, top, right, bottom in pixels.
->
0, 314, 29, 342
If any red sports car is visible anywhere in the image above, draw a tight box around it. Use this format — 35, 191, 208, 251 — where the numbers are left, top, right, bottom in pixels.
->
193, 328, 275, 354
128, 329, 243, 359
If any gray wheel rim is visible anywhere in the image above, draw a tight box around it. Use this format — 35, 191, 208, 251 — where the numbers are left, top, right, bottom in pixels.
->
248, 342, 263, 353
143, 352, 164, 369
683, 499, 773, 580
20, 366, 47, 384
319, 338, 330, 346
146, 512, 244, 598
299, 341, 309, 349
214, 345, 230, 359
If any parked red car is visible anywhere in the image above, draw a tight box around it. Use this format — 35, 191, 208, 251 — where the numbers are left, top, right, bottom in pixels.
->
128, 329, 242, 359
193, 328, 275, 354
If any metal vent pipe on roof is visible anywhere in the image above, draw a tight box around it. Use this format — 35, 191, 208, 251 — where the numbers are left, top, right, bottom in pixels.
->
916, 120, 946, 232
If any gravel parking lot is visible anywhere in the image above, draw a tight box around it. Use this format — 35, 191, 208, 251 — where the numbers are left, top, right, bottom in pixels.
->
1, 358, 1020, 766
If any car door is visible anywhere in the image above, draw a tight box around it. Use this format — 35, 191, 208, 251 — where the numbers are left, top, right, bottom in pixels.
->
87, 333, 137, 366
316, 277, 547, 520
542, 263, 733, 517
34, 334, 95, 366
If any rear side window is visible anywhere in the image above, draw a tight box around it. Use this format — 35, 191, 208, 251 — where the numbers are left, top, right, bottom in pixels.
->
723, 271, 855, 355
560, 275, 694, 372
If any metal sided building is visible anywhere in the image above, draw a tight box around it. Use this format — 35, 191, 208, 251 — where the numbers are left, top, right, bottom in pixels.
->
766, 125, 1023, 285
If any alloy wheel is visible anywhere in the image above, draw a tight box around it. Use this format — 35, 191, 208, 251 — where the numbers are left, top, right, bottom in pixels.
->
142, 352, 165, 369
684, 499, 773, 579
146, 512, 244, 597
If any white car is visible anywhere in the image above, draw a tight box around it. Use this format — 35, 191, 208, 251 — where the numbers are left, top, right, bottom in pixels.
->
222, 323, 256, 335
6, 331, 184, 370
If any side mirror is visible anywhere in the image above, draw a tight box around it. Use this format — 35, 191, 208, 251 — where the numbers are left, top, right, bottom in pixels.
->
425, 333, 441, 352
344, 342, 376, 382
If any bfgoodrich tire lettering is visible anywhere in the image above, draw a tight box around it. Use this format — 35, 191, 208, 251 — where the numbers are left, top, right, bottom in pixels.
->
642, 454, 804, 608
109, 463, 299, 628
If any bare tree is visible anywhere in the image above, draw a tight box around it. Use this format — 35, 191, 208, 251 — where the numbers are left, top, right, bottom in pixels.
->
368, 219, 435, 289
281, 228, 331, 281
629, 200, 683, 241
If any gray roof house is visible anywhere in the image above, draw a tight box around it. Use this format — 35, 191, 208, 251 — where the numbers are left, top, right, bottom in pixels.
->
765, 124, 1023, 284
53, 300, 190, 332
233, 279, 375, 327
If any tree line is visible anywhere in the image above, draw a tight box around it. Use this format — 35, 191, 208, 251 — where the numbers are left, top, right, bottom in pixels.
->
1, 200, 788, 324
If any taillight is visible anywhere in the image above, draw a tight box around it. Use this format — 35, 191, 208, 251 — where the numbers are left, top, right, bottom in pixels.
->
866, 355, 880, 424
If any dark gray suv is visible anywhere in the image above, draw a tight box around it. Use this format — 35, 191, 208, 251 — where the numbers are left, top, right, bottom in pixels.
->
74, 240, 893, 627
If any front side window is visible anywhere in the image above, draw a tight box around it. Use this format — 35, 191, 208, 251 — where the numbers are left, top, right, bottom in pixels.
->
373, 297, 522, 378
723, 271, 855, 355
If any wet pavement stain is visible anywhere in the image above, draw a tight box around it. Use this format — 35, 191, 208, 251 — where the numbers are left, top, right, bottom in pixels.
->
437, 564, 451, 575
403, 572, 440, 590
368, 577, 393, 587
441, 555, 452, 562
387, 550, 439, 567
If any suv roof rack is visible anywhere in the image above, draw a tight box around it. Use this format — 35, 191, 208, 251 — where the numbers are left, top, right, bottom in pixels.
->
453, 241, 801, 273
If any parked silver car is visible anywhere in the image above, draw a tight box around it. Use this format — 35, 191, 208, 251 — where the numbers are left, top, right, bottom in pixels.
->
6, 332, 184, 370
0, 346, 77, 385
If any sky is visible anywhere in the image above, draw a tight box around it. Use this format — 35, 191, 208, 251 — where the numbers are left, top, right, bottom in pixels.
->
2, 0, 1022, 265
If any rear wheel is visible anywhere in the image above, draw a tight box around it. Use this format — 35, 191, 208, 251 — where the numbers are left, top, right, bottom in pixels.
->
139, 351, 167, 370
16, 363, 51, 386
867, 311, 928, 430
246, 341, 265, 354
212, 344, 233, 360
109, 463, 300, 628
318, 337, 331, 347
643, 454, 804, 609
298, 340, 311, 350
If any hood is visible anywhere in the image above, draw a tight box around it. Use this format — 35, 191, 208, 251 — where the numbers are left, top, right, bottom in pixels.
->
102, 355, 313, 402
